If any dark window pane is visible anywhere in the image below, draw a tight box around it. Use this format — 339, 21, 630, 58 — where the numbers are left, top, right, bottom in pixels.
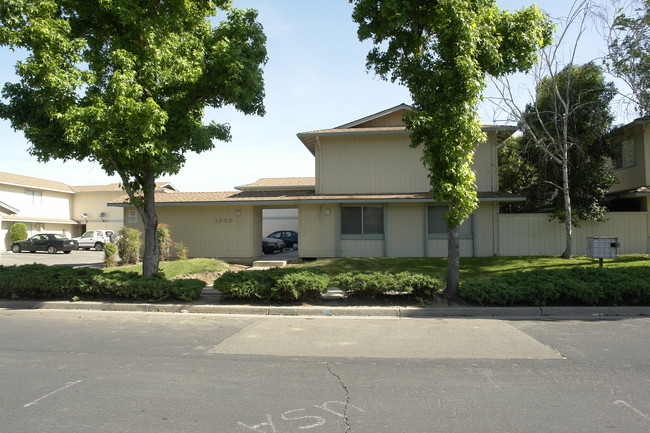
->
363, 207, 384, 234
428, 206, 447, 234
341, 207, 362, 234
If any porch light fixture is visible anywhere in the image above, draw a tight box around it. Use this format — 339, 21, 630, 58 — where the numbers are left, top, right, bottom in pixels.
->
235, 209, 241, 217
324, 208, 331, 216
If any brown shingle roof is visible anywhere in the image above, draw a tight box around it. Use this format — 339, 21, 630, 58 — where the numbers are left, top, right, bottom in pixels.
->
108, 190, 524, 206
70, 182, 178, 193
235, 177, 316, 191
0, 172, 74, 193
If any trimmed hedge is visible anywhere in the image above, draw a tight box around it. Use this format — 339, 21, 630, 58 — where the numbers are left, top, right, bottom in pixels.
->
0, 264, 204, 302
459, 266, 650, 307
214, 268, 329, 302
332, 271, 443, 299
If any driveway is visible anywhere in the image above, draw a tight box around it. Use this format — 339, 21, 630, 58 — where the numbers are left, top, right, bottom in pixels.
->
262, 247, 299, 262
0, 249, 104, 268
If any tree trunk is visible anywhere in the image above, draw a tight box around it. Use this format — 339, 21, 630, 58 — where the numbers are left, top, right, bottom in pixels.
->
445, 225, 461, 299
141, 172, 160, 278
561, 144, 573, 259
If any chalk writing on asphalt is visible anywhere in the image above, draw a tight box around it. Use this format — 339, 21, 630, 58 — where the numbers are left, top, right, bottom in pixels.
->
237, 400, 365, 432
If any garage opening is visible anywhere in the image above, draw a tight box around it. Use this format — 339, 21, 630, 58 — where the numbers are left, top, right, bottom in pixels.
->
262, 208, 299, 260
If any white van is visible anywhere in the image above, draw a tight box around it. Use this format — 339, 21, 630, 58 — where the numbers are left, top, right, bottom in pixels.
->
74, 230, 114, 251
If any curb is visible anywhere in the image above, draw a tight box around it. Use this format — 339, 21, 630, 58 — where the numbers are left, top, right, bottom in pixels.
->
2, 300, 650, 318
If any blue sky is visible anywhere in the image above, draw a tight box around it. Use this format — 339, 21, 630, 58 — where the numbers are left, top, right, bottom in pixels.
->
0, 0, 632, 192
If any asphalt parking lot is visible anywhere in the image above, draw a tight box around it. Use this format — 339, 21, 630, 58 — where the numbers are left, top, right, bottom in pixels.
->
1, 247, 299, 267
0, 249, 104, 267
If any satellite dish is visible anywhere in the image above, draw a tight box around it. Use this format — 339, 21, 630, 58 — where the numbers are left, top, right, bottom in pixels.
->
99, 212, 106, 218
81, 213, 88, 219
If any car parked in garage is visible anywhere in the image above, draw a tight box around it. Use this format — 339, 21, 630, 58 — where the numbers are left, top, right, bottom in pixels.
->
262, 237, 285, 254
266, 230, 298, 249
74, 230, 114, 251
11, 233, 79, 254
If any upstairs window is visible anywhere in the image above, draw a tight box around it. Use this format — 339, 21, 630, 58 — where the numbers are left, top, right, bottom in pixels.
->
341, 206, 384, 238
613, 139, 635, 169
25, 189, 42, 206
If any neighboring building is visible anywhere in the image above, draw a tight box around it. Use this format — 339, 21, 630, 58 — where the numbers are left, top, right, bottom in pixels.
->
607, 117, 650, 211
0, 171, 177, 250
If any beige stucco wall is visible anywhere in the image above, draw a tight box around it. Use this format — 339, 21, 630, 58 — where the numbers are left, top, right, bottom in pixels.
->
473, 202, 498, 257
298, 204, 338, 257
73, 192, 125, 234
315, 132, 498, 195
498, 212, 648, 255
0, 184, 73, 220
122, 204, 262, 263
385, 203, 425, 257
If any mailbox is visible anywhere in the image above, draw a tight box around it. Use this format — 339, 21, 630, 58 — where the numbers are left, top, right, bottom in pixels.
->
586, 237, 619, 259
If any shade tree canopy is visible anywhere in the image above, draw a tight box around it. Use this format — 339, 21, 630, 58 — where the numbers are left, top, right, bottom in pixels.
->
0, 0, 268, 277
349, 0, 553, 297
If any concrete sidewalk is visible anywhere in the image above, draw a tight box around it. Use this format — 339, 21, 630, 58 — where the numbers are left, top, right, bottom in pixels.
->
1, 288, 649, 317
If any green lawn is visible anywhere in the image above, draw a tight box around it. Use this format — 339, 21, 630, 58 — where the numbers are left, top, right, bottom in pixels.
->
294, 255, 650, 281
103, 258, 229, 279
102, 254, 649, 283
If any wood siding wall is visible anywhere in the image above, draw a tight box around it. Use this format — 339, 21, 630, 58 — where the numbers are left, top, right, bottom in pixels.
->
316, 132, 498, 195
498, 212, 648, 255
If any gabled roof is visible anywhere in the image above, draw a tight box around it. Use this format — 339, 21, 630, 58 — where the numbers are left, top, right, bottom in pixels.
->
0, 172, 74, 193
235, 177, 316, 191
0, 171, 178, 194
70, 182, 178, 193
0, 200, 19, 215
336, 103, 412, 129
297, 104, 518, 154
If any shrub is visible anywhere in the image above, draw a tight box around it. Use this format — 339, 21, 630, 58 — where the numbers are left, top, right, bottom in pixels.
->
103, 243, 118, 268
117, 226, 141, 264
214, 268, 329, 302
9, 223, 28, 243
158, 223, 173, 261
459, 266, 650, 306
0, 264, 204, 302
173, 241, 188, 260
332, 271, 442, 299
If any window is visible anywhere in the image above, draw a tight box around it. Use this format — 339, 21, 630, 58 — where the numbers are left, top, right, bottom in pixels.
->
341, 206, 384, 238
613, 139, 635, 169
427, 206, 473, 239
25, 189, 42, 206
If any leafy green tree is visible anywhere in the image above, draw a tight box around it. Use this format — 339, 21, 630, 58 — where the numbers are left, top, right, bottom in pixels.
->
9, 222, 28, 242
349, 0, 553, 297
497, 135, 538, 213
519, 62, 617, 258
607, 0, 649, 116
0, 0, 267, 278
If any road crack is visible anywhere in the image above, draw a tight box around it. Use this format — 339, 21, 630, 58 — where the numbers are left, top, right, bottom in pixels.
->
326, 363, 352, 432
